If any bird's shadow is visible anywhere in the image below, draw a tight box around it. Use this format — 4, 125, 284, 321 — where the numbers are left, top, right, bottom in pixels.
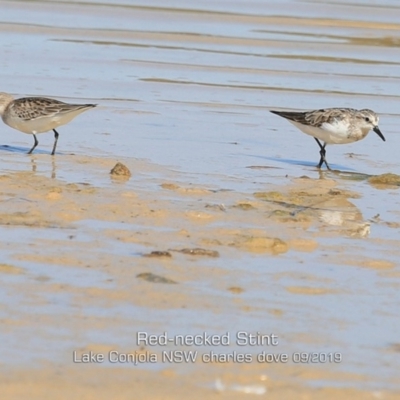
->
250, 154, 353, 172
0, 145, 50, 155
247, 155, 372, 180
0, 145, 58, 178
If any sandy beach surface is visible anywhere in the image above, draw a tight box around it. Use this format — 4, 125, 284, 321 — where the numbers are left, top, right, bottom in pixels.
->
1, 0, 400, 398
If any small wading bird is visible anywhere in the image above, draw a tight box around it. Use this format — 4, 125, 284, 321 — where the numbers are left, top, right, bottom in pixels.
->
0, 92, 96, 155
270, 108, 385, 170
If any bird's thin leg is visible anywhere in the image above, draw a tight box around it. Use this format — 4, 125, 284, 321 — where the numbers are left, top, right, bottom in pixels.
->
314, 138, 325, 168
314, 138, 331, 170
27, 134, 38, 154
322, 155, 331, 170
51, 129, 59, 156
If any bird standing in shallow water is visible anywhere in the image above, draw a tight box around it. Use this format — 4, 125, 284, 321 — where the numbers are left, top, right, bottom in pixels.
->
270, 108, 385, 170
0, 92, 96, 155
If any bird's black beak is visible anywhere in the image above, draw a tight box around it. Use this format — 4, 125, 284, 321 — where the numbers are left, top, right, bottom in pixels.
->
373, 126, 385, 142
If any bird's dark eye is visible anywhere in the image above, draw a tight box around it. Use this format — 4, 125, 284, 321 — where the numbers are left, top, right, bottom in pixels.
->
365, 117, 370, 122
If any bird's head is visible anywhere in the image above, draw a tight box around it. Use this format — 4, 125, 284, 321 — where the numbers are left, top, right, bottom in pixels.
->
359, 109, 385, 141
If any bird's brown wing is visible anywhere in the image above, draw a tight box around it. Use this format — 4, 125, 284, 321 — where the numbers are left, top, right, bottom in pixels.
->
270, 108, 357, 127
10, 97, 96, 121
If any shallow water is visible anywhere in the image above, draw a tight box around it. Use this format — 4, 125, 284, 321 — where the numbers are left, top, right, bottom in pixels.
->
1, 0, 400, 396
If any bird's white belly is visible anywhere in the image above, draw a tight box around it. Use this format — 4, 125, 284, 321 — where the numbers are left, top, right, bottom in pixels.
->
4, 115, 65, 134
290, 121, 356, 145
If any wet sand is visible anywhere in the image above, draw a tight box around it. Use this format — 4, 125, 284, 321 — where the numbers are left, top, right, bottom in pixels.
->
1, 0, 400, 398
3, 365, 400, 400
1, 153, 399, 398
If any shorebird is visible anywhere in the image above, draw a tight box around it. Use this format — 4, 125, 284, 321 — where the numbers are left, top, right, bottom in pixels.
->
270, 108, 385, 170
0, 92, 96, 155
